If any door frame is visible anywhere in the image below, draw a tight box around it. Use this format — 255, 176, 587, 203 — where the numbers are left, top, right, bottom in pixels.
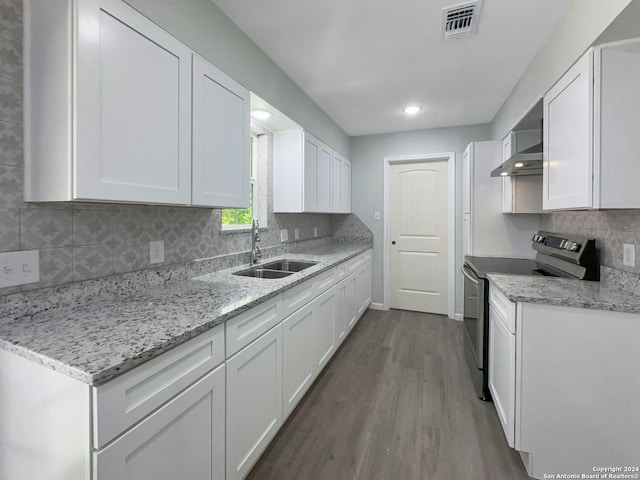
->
383, 153, 456, 319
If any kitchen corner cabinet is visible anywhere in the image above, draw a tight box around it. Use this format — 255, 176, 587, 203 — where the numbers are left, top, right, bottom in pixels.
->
543, 38, 640, 210
25, 0, 249, 208
274, 130, 351, 213
501, 131, 544, 214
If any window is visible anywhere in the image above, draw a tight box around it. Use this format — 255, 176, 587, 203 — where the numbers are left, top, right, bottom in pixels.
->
222, 134, 258, 230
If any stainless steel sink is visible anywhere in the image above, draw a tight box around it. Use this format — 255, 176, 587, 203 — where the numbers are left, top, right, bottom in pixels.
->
233, 268, 294, 279
259, 260, 317, 272
233, 259, 317, 279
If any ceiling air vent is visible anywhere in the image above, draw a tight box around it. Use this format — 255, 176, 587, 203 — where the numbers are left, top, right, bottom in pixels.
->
442, 0, 483, 40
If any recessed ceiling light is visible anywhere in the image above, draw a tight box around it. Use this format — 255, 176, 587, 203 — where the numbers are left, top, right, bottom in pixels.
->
514, 162, 524, 168
251, 109, 272, 120
403, 105, 422, 115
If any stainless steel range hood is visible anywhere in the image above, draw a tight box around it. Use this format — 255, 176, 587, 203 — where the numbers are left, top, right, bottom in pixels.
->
490, 143, 542, 177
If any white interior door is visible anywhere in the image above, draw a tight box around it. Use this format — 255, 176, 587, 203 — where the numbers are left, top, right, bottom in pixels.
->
389, 160, 448, 314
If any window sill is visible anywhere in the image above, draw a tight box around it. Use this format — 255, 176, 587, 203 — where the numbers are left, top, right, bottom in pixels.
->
219, 226, 268, 235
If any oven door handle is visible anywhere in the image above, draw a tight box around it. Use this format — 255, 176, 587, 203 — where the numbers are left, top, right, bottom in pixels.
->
461, 264, 479, 286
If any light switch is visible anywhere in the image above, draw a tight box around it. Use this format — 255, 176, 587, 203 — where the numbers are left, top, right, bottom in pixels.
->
0, 250, 40, 288
374, 211, 381, 221
294, 228, 299, 240
623, 243, 635, 267
314, 227, 318, 237
280, 229, 288, 243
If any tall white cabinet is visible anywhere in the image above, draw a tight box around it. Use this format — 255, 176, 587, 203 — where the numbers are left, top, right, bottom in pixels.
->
543, 38, 640, 210
462, 142, 539, 258
25, 0, 249, 208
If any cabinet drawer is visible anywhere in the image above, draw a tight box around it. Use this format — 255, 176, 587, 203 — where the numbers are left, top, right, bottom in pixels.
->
226, 294, 282, 357
489, 286, 516, 333
94, 364, 225, 480
347, 251, 371, 274
93, 324, 225, 449
314, 267, 337, 296
282, 278, 316, 318
335, 263, 347, 282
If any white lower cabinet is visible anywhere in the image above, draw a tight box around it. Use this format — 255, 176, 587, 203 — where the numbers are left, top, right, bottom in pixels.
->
345, 273, 358, 333
488, 303, 516, 448
312, 286, 337, 375
355, 261, 372, 318
334, 277, 348, 346
0, 250, 373, 480
226, 324, 283, 480
94, 364, 225, 480
282, 301, 315, 419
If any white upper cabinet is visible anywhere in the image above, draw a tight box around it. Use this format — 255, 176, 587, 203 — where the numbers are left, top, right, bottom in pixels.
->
192, 55, 249, 208
25, 0, 250, 208
274, 130, 346, 213
25, 0, 192, 204
543, 38, 640, 210
332, 151, 352, 213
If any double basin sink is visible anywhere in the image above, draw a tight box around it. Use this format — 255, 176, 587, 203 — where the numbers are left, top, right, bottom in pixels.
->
233, 259, 318, 279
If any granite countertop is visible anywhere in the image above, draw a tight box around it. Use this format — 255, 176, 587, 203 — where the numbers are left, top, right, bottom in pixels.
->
0, 244, 371, 386
487, 273, 640, 314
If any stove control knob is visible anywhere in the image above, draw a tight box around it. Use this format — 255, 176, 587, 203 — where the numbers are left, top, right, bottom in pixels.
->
532, 234, 538, 242
560, 240, 567, 249
570, 242, 580, 252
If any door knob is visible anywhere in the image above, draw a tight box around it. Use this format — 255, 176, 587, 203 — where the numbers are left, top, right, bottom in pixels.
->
391, 241, 396, 245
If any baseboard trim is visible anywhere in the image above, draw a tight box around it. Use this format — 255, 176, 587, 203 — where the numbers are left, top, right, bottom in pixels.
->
369, 303, 386, 311
453, 313, 463, 322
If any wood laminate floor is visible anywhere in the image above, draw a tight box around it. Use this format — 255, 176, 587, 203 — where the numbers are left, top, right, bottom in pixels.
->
246, 309, 531, 480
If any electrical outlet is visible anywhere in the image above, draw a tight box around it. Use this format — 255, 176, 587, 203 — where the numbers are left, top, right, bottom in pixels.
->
150, 240, 164, 264
280, 229, 288, 243
0, 250, 40, 288
294, 228, 299, 240
314, 227, 318, 238
623, 243, 635, 267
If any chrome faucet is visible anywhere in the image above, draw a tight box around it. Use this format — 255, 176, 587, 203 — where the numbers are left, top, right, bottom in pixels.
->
251, 218, 262, 264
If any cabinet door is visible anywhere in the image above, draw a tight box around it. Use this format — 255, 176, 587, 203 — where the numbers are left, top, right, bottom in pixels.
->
332, 152, 342, 212
226, 325, 283, 480
488, 304, 516, 448
75, 0, 192, 204
334, 278, 348, 346
501, 133, 515, 213
303, 134, 319, 211
345, 273, 357, 332
282, 302, 314, 419
543, 51, 593, 210
341, 158, 352, 213
313, 287, 336, 375
356, 262, 372, 319
192, 55, 250, 207
462, 144, 471, 214
94, 364, 225, 480
317, 143, 333, 212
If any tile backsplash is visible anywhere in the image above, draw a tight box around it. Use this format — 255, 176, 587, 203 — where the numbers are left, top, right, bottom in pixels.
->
0, 0, 335, 295
541, 211, 640, 274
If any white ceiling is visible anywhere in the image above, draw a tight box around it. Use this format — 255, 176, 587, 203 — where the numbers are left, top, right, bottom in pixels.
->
212, 0, 573, 137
